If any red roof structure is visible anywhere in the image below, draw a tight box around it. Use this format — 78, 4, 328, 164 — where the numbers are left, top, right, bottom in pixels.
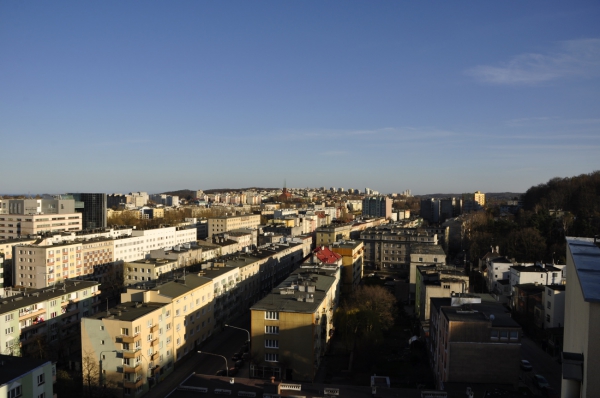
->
314, 246, 342, 264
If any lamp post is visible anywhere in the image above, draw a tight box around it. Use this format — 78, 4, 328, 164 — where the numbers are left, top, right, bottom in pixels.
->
197, 351, 228, 376
98, 350, 117, 387
224, 324, 250, 343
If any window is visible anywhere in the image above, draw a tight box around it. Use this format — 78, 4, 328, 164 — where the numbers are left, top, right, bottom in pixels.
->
547, 290, 552, 296
547, 301, 551, 309
4, 314, 13, 322
5, 327, 14, 335
265, 311, 279, 320
265, 353, 278, 362
265, 340, 279, 348
38, 393, 45, 398
8, 385, 21, 398
546, 314, 551, 322
265, 326, 279, 334
510, 331, 519, 340
490, 330, 499, 339
37, 373, 45, 385
100, 340, 105, 345
500, 331, 508, 339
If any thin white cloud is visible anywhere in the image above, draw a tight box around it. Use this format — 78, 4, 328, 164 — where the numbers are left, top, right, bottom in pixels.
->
467, 38, 600, 85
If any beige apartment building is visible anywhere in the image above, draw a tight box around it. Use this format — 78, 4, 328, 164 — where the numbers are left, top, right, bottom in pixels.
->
13, 241, 83, 288
250, 266, 340, 382
415, 265, 469, 323
315, 224, 352, 247
81, 274, 214, 396
124, 258, 179, 286
0, 238, 38, 260
330, 240, 364, 295
0, 213, 82, 240
208, 214, 260, 237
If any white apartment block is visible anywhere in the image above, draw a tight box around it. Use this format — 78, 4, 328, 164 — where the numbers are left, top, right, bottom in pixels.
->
114, 226, 197, 263
544, 285, 566, 329
208, 214, 261, 237
509, 264, 565, 298
124, 258, 179, 286
0, 213, 82, 240
485, 256, 514, 294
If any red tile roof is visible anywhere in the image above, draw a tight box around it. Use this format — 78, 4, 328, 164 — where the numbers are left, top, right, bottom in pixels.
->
314, 246, 342, 264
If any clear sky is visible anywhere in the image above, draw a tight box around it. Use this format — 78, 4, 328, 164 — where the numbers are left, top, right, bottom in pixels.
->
1, 2, 599, 195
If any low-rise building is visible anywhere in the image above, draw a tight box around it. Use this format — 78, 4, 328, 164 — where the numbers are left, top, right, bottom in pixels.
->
409, 244, 446, 301
125, 258, 179, 285
208, 214, 261, 238
415, 265, 469, 323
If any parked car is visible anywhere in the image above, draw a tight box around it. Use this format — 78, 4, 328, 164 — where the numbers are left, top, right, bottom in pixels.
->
534, 374, 550, 389
232, 353, 242, 361
215, 369, 227, 376
228, 367, 239, 376
235, 359, 244, 369
520, 359, 533, 371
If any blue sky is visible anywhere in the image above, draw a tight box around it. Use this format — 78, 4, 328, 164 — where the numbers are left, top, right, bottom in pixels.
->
1, 2, 599, 195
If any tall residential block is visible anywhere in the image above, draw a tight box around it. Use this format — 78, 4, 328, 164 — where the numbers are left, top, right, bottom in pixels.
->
362, 196, 392, 219
208, 214, 261, 238
67, 193, 108, 230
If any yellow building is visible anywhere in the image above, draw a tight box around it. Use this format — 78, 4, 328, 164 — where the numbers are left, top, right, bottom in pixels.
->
81, 274, 214, 397
250, 267, 340, 382
208, 214, 261, 238
331, 240, 364, 295
462, 191, 485, 207
315, 224, 352, 247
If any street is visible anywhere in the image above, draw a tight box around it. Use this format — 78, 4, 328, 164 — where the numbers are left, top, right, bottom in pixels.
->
520, 336, 562, 393
146, 312, 251, 398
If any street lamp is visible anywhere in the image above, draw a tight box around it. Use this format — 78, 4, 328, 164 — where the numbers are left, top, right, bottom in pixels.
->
197, 351, 228, 376
224, 324, 250, 343
98, 350, 117, 387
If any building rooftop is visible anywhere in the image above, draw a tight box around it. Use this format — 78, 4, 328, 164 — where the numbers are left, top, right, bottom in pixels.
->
250, 271, 336, 314
0, 280, 99, 315
126, 258, 178, 268
313, 246, 342, 264
566, 236, 600, 303
411, 243, 446, 255
0, 355, 51, 386
511, 264, 562, 272
443, 301, 519, 328
91, 301, 167, 322
514, 283, 546, 293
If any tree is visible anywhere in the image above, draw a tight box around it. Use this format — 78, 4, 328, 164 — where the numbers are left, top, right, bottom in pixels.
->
81, 350, 99, 398
334, 285, 396, 350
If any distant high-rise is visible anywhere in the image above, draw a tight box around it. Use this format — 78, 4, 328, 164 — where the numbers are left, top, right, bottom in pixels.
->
362, 196, 392, 218
67, 193, 107, 230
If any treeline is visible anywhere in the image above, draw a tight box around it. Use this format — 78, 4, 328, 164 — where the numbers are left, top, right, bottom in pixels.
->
465, 171, 600, 265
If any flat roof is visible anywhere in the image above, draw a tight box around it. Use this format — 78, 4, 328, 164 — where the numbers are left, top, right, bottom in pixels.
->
566, 237, 600, 303
0, 280, 100, 315
90, 301, 167, 322
250, 271, 336, 314
0, 355, 51, 386
411, 244, 445, 255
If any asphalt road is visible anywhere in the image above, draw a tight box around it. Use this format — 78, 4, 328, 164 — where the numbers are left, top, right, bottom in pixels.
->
146, 312, 251, 398
520, 336, 562, 393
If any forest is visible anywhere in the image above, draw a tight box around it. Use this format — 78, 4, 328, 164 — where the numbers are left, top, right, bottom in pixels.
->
464, 171, 600, 265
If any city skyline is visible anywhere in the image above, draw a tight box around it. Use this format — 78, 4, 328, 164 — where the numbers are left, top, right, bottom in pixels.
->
1, 2, 599, 194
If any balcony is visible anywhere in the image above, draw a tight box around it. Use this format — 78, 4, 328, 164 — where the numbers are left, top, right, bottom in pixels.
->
151, 365, 161, 376
119, 334, 141, 344
122, 349, 141, 359
123, 377, 144, 389
149, 324, 158, 334
122, 363, 142, 373
150, 338, 159, 347
150, 352, 159, 361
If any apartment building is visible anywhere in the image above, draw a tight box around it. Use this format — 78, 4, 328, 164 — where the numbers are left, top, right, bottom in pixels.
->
0, 280, 100, 358
149, 243, 203, 269
13, 241, 83, 288
360, 226, 438, 272
409, 244, 446, 298
208, 214, 261, 238
125, 258, 179, 286
484, 256, 514, 294
113, 226, 197, 263
315, 224, 352, 246
81, 274, 214, 397
415, 265, 469, 323
66, 193, 107, 230
508, 264, 564, 306
0, 355, 56, 398
362, 196, 392, 219
561, 237, 600, 398
331, 240, 364, 295
250, 266, 340, 382
429, 296, 520, 389
544, 284, 566, 329
0, 213, 82, 240
0, 238, 38, 260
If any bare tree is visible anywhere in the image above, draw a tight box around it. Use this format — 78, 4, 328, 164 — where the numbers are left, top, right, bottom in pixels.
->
82, 350, 99, 398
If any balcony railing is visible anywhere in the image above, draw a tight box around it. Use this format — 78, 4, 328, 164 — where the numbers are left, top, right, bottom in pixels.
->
122, 348, 141, 359
119, 334, 141, 344
123, 377, 144, 389
122, 363, 142, 373
149, 324, 158, 333
150, 338, 159, 347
